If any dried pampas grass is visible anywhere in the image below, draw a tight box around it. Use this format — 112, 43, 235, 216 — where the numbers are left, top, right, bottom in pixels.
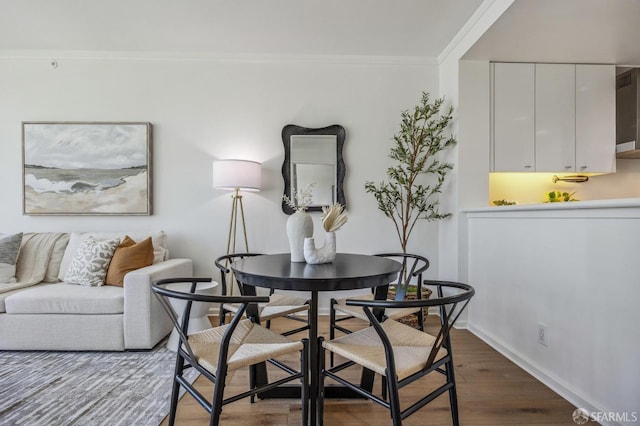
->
322, 203, 348, 232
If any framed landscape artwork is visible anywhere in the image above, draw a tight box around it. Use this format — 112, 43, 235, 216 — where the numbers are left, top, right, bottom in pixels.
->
22, 122, 152, 215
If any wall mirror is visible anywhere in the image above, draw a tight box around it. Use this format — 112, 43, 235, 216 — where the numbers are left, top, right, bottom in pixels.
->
281, 124, 346, 214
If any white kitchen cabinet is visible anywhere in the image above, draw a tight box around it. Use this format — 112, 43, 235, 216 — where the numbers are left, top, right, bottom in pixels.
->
492, 62, 615, 173
492, 62, 535, 172
535, 64, 576, 172
576, 65, 616, 173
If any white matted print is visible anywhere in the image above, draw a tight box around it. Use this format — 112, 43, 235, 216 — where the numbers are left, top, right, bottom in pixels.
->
22, 122, 152, 215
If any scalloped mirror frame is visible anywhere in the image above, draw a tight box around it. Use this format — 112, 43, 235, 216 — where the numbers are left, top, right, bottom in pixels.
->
281, 124, 346, 214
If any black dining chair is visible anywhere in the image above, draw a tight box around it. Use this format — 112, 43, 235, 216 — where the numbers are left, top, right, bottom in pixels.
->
319, 280, 475, 426
329, 253, 430, 366
215, 253, 311, 336
152, 277, 309, 426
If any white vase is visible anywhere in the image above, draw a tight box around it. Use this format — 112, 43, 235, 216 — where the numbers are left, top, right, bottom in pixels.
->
286, 210, 313, 262
303, 231, 336, 264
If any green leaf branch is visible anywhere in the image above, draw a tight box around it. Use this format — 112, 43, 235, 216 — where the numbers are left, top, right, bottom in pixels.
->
365, 92, 456, 253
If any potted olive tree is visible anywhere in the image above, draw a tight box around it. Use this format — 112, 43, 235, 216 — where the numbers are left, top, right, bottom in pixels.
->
365, 92, 456, 301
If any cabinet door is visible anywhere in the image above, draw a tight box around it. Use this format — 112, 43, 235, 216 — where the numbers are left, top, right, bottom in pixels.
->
535, 64, 576, 172
576, 65, 616, 173
493, 63, 535, 171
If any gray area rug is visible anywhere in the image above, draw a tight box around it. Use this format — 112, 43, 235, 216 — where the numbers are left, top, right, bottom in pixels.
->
0, 343, 199, 426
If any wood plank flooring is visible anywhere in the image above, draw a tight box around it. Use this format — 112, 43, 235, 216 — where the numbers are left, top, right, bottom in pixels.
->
160, 316, 577, 425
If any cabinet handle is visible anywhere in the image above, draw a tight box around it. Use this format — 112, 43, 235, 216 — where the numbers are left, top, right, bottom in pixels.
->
524, 165, 532, 169
565, 165, 572, 169
580, 165, 587, 170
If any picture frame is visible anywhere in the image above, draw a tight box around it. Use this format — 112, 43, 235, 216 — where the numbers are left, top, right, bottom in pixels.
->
22, 122, 152, 215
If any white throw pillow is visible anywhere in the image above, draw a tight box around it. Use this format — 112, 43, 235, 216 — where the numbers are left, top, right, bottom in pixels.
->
0, 233, 23, 283
64, 237, 120, 286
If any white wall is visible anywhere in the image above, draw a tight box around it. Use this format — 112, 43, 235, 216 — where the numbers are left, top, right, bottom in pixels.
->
438, 0, 516, 285
0, 54, 441, 309
466, 204, 640, 424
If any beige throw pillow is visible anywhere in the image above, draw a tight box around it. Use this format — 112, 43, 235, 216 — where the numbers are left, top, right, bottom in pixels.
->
43, 233, 70, 283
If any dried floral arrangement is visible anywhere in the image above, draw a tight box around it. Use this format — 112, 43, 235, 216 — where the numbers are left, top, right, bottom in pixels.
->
282, 183, 316, 212
321, 203, 348, 232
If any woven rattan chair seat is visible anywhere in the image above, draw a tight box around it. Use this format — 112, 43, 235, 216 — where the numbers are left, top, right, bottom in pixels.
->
333, 294, 421, 322
189, 319, 303, 374
322, 319, 446, 381
222, 293, 309, 321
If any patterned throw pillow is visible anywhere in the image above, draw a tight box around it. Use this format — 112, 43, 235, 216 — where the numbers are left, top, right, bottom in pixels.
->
0, 233, 23, 283
64, 237, 120, 286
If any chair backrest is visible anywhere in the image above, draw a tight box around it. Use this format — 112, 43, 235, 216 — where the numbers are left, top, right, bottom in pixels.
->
375, 253, 430, 300
151, 277, 269, 367
345, 280, 474, 376
214, 253, 263, 296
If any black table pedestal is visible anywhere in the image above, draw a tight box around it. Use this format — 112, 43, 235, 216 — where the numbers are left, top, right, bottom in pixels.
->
233, 254, 401, 426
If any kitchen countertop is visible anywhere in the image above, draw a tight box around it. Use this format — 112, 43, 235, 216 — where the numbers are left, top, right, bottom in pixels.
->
463, 197, 640, 213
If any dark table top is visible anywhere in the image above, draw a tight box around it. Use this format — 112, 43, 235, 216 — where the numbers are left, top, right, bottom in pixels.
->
231, 253, 402, 292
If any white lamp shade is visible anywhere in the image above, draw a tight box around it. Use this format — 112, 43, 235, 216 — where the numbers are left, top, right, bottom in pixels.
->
213, 159, 261, 192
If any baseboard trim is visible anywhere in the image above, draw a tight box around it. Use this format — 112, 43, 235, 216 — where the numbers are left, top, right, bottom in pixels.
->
468, 324, 620, 426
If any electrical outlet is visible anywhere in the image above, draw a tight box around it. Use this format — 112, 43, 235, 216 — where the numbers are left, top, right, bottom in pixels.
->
537, 322, 548, 347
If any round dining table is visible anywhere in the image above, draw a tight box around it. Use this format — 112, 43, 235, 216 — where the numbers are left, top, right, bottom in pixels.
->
232, 253, 402, 426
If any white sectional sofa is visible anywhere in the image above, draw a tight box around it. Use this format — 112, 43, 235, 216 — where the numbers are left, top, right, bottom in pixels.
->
0, 231, 192, 351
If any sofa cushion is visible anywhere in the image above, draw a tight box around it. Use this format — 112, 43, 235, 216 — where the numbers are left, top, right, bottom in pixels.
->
0, 233, 23, 283
105, 236, 154, 287
58, 231, 168, 281
4, 283, 124, 314
0, 287, 32, 313
64, 237, 120, 286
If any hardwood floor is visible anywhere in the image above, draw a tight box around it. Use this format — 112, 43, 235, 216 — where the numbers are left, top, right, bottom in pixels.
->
160, 316, 577, 425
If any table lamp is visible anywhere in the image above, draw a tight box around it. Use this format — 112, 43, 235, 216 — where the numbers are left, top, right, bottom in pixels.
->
213, 159, 261, 257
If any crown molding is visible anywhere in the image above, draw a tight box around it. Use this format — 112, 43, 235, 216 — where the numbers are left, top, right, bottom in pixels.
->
0, 50, 438, 66
438, 0, 515, 65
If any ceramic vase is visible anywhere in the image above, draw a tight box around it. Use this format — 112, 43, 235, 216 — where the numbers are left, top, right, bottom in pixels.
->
286, 210, 313, 262
303, 231, 336, 264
